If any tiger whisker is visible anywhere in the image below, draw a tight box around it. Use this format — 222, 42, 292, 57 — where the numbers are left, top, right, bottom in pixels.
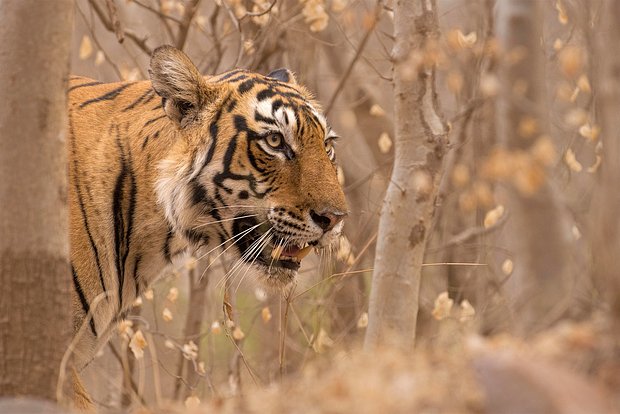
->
197, 221, 267, 281
193, 214, 260, 230
233, 233, 274, 294
218, 228, 273, 291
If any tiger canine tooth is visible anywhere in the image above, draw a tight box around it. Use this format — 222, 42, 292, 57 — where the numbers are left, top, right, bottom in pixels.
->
271, 246, 284, 260
296, 245, 312, 260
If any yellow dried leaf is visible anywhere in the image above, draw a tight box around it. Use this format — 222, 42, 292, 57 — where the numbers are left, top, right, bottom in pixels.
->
555, 0, 569, 25
261, 306, 272, 323
564, 148, 583, 172
129, 330, 147, 360
501, 259, 514, 275
473, 181, 493, 207
164, 339, 175, 349
378, 132, 392, 154
184, 396, 201, 409
553, 38, 564, 51
94, 50, 105, 67
232, 326, 245, 341
211, 321, 222, 334
162, 307, 173, 322
572, 225, 582, 240
432, 291, 453, 320
243, 39, 255, 55
457, 30, 477, 48
484, 205, 505, 229
331, 0, 348, 12
197, 361, 206, 375
588, 155, 602, 173
118, 320, 134, 337
459, 300, 476, 322
357, 312, 368, 329
79, 35, 93, 60
144, 289, 154, 301
451, 164, 470, 188
577, 75, 591, 94
312, 328, 334, 353
167, 287, 179, 303
132, 297, 143, 307
369, 104, 386, 117
251, 3, 271, 26
559, 46, 584, 79
579, 123, 600, 141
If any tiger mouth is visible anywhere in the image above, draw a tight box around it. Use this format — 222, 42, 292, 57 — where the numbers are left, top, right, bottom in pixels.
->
233, 215, 317, 273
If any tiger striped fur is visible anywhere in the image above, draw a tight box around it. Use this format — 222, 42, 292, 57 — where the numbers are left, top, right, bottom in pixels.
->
67, 45, 347, 406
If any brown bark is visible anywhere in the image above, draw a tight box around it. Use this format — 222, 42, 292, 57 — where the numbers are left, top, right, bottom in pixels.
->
0, 0, 73, 401
365, 0, 448, 349
495, 0, 574, 333
593, 0, 620, 328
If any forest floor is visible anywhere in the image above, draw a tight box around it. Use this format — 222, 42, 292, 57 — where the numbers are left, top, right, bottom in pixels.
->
148, 315, 620, 414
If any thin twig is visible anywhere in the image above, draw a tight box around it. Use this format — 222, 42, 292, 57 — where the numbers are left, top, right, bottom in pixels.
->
104, 0, 124, 43
325, 2, 382, 115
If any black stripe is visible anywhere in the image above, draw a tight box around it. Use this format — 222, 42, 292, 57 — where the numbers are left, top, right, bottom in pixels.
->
79, 83, 134, 108
122, 89, 155, 112
143, 114, 167, 127
163, 226, 174, 263
72, 265, 98, 337
142, 130, 159, 150
70, 112, 107, 297
68, 81, 103, 92
132, 255, 142, 297
217, 69, 245, 81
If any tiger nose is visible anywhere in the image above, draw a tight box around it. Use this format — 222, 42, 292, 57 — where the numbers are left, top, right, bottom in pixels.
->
310, 210, 347, 232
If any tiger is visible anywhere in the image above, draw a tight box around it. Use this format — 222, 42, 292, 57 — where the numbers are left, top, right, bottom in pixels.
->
67, 45, 347, 407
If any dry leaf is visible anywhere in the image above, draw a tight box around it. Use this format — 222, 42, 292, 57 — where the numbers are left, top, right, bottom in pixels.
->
167, 287, 179, 302
312, 328, 334, 353
144, 289, 154, 301
432, 291, 453, 320
211, 321, 222, 334
164, 339, 175, 349
459, 300, 476, 322
457, 30, 477, 48
572, 225, 582, 240
94, 50, 105, 66
588, 155, 602, 173
197, 361, 206, 375
162, 307, 173, 322
559, 46, 584, 79
577, 75, 591, 94
369, 104, 386, 117
564, 148, 582, 172
261, 306, 272, 323
378, 132, 392, 154
555, 0, 569, 25
129, 330, 147, 359
483, 205, 505, 229
331, 0, 348, 12
337, 165, 345, 186
185, 396, 201, 409
501, 259, 514, 275
182, 341, 198, 360
579, 123, 600, 141
553, 38, 564, 51
132, 297, 143, 307
233, 326, 245, 341
357, 312, 368, 329
564, 108, 588, 127
118, 320, 134, 338
518, 116, 539, 138
79, 35, 93, 60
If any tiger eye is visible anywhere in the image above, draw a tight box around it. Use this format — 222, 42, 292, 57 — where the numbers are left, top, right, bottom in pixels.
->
265, 133, 283, 148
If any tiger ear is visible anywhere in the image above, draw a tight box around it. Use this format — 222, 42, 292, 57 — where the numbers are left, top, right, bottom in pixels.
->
267, 68, 297, 84
149, 45, 217, 127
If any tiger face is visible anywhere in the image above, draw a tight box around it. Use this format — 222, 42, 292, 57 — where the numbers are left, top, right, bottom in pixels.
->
151, 46, 347, 286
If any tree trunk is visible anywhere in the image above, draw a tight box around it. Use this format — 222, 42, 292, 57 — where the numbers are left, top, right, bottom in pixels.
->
0, 0, 73, 401
495, 0, 574, 334
365, 0, 448, 349
592, 0, 620, 329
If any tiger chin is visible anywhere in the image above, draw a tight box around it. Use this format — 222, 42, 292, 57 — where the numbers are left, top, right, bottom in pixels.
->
67, 45, 347, 407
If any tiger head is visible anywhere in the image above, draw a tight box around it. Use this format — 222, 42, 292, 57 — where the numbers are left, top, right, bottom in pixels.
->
151, 46, 347, 287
